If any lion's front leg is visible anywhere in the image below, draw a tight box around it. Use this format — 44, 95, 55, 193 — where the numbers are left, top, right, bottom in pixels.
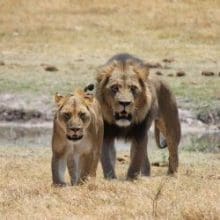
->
127, 136, 148, 180
101, 138, 117, 179
141, 139, 151, 176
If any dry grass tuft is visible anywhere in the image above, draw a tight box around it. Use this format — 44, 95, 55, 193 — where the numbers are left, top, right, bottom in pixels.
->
0, 146, 219, 219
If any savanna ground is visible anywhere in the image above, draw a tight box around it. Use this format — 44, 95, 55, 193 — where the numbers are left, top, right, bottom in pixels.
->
0, 0, 220, 219
0, 147, 220, 219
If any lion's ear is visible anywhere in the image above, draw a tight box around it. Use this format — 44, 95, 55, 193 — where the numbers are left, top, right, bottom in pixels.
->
96, 62, 117, 84
134, 64, 150, 81
96, 71, 110, 88
96, 65, 109, 84
55, 93, 64, 107
96, 70, 106, 84
142, 64, 150, 78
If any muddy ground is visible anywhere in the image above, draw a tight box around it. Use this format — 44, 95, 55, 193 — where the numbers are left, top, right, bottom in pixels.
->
0, 92, 219, 128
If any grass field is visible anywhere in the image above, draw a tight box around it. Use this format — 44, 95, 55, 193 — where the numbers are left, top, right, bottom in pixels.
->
0, 0, 220, 111
0, 1, 220, 219
0, 146, 219, 219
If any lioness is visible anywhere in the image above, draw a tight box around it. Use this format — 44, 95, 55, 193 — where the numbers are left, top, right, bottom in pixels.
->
93, 53, 181, 179
51, 90, 103, 185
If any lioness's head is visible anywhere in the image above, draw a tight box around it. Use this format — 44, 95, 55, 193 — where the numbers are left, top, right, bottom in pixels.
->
55, 91, 93, 142
96, 53, 152, 127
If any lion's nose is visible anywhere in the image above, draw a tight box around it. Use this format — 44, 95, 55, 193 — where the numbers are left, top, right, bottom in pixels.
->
119, 101, 131, 107
70, 127, 81, 132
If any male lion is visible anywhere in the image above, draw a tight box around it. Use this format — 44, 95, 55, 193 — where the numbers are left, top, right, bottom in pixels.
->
51, 90, 103, 185
93, 53, 181, 179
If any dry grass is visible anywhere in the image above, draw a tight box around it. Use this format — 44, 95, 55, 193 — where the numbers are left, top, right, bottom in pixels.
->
0, 3, 219, 218
1, 0, 220, 56
0, 1, 219, 219
0, 0, 220, 112
0, 146, 219, 219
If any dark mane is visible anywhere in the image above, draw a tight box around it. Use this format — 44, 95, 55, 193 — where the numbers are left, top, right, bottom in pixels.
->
104, 112, 152, 142
107, 53, 144, 66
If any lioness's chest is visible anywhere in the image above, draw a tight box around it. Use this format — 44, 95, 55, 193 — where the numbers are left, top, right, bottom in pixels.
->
67, 136, 93, 155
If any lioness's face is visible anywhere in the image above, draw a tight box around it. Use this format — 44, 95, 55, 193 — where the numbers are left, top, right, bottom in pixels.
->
104, 68, 144, 127
55, 95, 91, 142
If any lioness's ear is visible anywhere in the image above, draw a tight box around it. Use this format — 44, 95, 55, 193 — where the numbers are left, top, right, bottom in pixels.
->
83, 93, 94, 108
84, 83, 95, 93
54, 93, 64, 107
84, 93, 93, 101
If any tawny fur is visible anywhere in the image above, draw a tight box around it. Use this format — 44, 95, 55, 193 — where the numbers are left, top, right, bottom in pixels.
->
51, 91, 103, 186
95, 53, 181, 179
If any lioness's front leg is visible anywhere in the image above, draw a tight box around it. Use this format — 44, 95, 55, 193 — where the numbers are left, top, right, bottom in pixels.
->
89, 151, 100, 177
51, 154, 67, 186
101, 138, 117, 179
80, 155, 92, 182
67, 154, 81, 185
127, 136, 148, 180
80, 152, 99, 182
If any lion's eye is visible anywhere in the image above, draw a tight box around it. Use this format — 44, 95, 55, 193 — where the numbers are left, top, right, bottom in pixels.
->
79, 112, 86, 120
130, 85, 138, 94
110, 85, 119, 94
63, 112, 71, 121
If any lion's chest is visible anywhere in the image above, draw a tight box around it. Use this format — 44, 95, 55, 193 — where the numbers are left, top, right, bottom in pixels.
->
104, 116, 151, 140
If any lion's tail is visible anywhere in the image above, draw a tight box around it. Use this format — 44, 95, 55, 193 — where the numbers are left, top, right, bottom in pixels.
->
154, 125, 167, 149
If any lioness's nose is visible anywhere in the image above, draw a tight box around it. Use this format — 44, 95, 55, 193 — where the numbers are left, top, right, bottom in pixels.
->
119, 101, 131, 107
70, 127, 81, 132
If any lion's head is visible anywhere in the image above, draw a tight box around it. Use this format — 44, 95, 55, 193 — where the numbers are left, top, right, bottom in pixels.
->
55, 91, 94, 142
96, 53, 153, 127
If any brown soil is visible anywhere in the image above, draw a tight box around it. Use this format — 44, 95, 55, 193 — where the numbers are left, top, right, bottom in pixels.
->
201, 71, 215, 76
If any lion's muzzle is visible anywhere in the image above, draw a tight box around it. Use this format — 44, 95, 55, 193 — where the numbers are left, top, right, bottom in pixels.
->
118, 101, 131, 108
115, 111, 132, 127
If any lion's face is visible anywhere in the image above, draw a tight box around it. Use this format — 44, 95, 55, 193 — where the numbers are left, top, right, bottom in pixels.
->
55, 94, 92, 143
105, 70, 142, 127
96, 62, 151, 127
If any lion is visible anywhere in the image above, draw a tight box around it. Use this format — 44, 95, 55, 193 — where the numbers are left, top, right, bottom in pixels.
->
51, 90, 103, 186
92, 53, 181, 179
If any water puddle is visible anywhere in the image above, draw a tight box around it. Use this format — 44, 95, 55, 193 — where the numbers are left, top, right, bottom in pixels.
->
0, 122, 52, 148
0, 122, 219, 153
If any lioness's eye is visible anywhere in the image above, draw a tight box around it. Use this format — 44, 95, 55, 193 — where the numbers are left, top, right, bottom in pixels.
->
130, 85, 138, 94
79, 112, 86, 120
63, 112, 71, 121
110, 85, 119, 94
